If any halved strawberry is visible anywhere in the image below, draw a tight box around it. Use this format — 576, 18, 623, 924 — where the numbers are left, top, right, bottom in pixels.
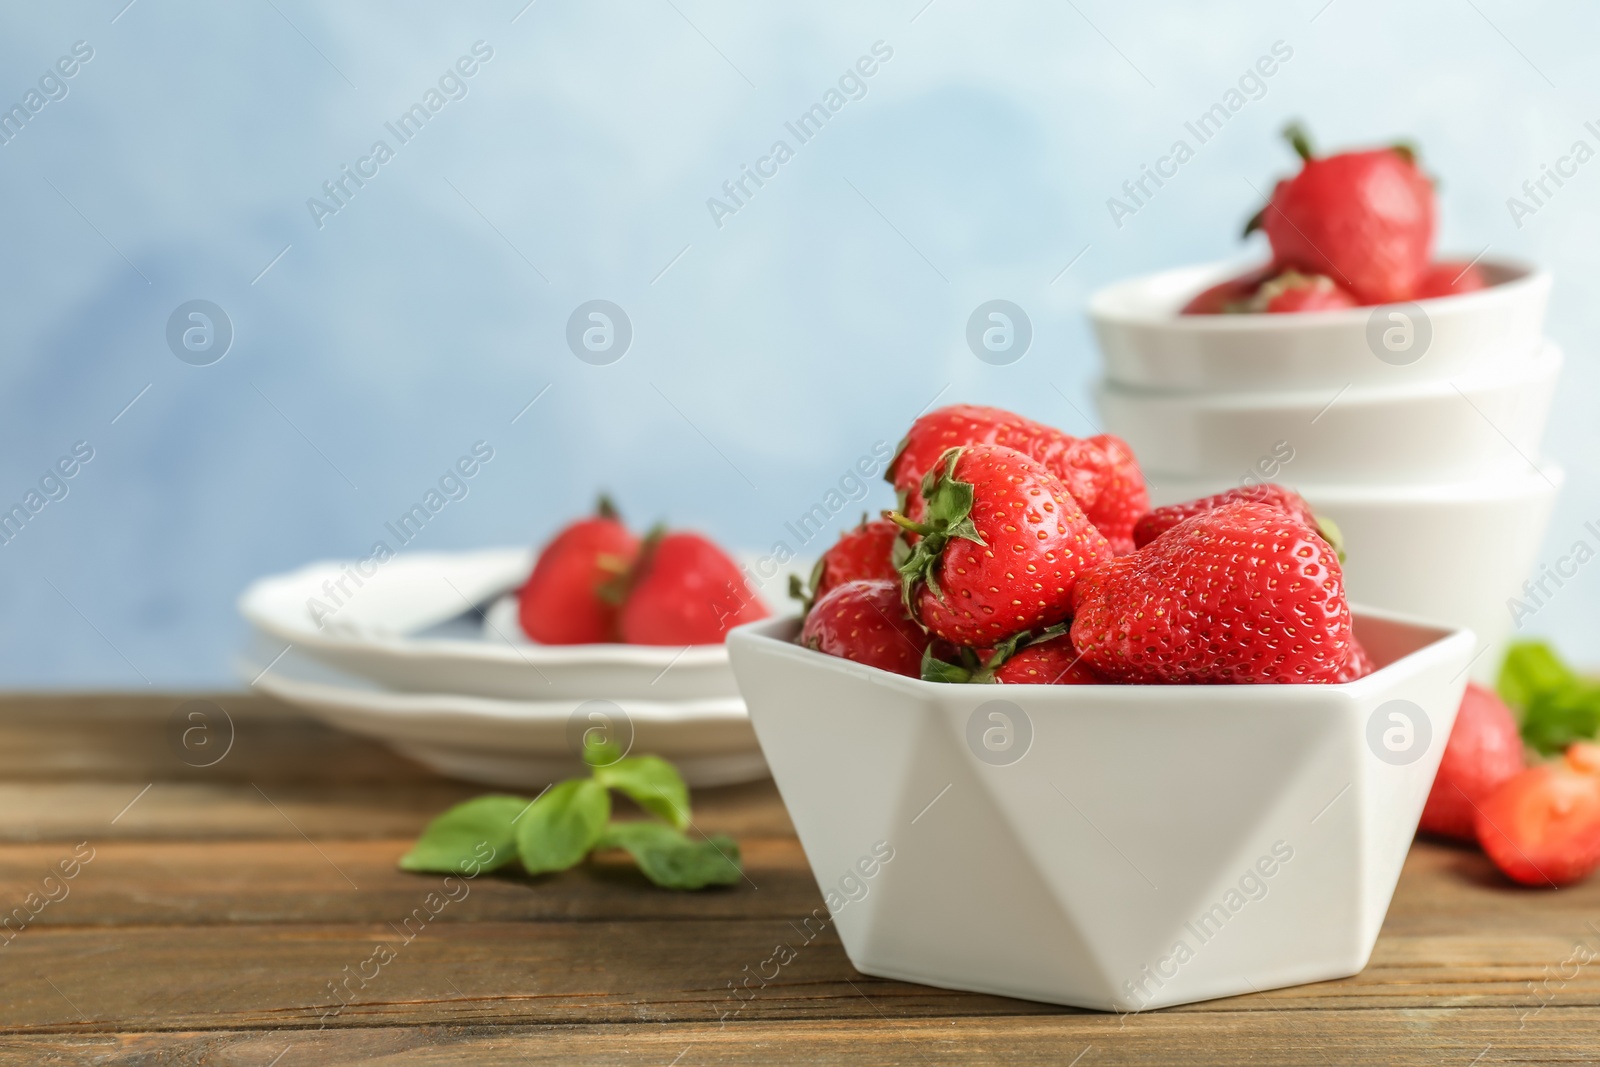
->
1419, 683, 1525, 841
1474, 762, 1600, 887
800, 578, 928, 677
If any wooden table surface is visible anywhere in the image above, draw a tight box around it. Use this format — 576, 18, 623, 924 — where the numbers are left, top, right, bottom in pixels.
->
1, 694, 1598, 1065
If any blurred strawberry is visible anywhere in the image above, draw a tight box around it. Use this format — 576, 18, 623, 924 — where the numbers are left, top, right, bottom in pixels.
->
1420, 683, 1525, 841
1180, 264, 1276, 314
518, 497, 639, 645
800, 578, 928, 677
617, 531, 769, 645
1258, 271, 1358, 313
1475, 761, 1600, 886
1249, 123, 1435, 305
1071, 501, 1352, 684
1415, 260, 1488, 299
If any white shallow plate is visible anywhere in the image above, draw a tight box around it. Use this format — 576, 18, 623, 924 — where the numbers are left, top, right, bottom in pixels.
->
1089, 257, 1549, 391
730, 608, 1472, 1011
1098, 341, 1561, 484
238, 632, 767, 788
238, 548, 801, 702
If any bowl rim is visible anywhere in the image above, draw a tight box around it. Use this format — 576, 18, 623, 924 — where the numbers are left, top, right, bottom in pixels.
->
730, 604, 1474, 697
1088, 256, 1551, 329
1096, 339, 1561, 409
240, 579, 734, 669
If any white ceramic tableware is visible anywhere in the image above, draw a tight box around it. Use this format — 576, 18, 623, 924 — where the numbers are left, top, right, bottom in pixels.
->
729, 608, 1472, 1011
1089, 258, 1549, 392
1097, 342, 1561, 485
239, 637, 767, 788
239, 549, 767, 702
1149, 465, 1563, 683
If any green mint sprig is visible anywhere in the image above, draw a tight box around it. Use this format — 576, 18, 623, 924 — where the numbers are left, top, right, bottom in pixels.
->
399, 742, 741, 890
1498, 639, 1600, 757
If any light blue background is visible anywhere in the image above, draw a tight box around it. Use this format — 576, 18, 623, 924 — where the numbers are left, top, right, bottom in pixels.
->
1, 0, 1596, 687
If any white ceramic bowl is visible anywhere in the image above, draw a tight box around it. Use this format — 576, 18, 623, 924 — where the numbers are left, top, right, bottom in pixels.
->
238, 636, 766, 788
729, 609, 1472, 1011
238, 549, 794, 702
1098, 341, 1561, 485
1089, 258, 1549, 392
1150, 465, 1564, 684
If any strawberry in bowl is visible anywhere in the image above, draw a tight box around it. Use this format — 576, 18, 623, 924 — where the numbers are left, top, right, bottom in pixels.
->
1181, 123, 1496, 315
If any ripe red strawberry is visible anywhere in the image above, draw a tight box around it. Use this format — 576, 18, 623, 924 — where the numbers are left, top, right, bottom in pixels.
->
800, 579, 928, 677
518, 497, 639, 644
922, 627, 1103, 684
1475, 761, 1600, 886
1333, 637, 1374, 682
889, 406, 1148, 554
889, 405, 1096, 509
1250, 124, 1435, 305
1133, 483, 1324, 550
1415, 260, 1488, 299
1070, 501, 1352, 684
617, 532, 769, 645
1180, 264, 1275, 315
1258, 271, 1358, 313
793, 516, 901, 612
889, 444, 1112, 647
992, 632, 1103, 684
1059, 435, 1146, 554
1420, 683, 1525, 841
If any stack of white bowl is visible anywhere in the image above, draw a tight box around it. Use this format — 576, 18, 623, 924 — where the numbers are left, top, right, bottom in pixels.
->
1089, 260, 1559, 682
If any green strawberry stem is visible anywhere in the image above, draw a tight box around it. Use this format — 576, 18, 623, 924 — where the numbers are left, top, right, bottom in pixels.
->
883, 448, 984, 618
596, 494, 621, 521
1283, 121, 1314, 162
1314, 515, 1347, 564
920, 622, 1070, 685
597, 523, 664, 607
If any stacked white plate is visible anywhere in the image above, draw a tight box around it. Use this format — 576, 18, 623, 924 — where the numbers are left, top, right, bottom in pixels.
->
1089, 259, 1559, 682
237, 547, 798, 787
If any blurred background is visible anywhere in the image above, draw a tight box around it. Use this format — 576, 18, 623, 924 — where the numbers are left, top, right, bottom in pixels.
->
1, 0, 1595, 687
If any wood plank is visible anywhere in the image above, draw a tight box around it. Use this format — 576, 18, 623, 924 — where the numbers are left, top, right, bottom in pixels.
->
0, 838, 821, 923
2, 1011, 1598, 1067
2, 915, 1599, 1032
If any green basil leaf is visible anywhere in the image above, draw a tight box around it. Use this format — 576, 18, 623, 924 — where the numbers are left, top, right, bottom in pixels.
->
593, 756, 691, 830
1522, 682, 1600, 756
1499, 639, 1575, 714
599, 821, 742, 890
582, 737, 624, 768
399, 794, 525, 875
516, 779, 610, 875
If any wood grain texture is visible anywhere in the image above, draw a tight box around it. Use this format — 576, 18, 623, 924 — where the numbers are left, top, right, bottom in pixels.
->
0, 693, 1593, 1066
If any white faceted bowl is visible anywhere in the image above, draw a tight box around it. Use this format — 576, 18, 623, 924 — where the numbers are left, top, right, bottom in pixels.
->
1097, 341, 1560, 485
729, 610, 1473, 1012
1089, 258, 1549, 391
